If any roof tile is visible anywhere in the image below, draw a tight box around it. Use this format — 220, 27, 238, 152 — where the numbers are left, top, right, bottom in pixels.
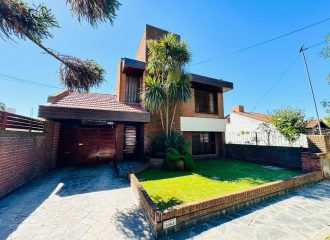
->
48, 91, 147, 113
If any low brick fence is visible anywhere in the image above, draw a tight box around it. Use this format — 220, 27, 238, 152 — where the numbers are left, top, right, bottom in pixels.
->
0, 121, 60, 198
225, 144, 304, 168
130, 171, 324, 239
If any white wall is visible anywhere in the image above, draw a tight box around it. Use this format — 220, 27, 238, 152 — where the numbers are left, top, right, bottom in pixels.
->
226, 112, 266, 132
225, 113, 308, 147
180, 117, 226, 132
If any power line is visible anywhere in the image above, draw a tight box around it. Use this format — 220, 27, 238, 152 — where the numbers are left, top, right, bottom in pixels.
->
0, 74, 61, 89
250, 40, 326, 112
251, 55, 300, 111
191, 17, 330, 66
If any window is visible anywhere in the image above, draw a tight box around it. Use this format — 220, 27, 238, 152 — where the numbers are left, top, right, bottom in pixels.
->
192, 132, 216, 155
194, 89, 218, 114
125, 74, 140, 103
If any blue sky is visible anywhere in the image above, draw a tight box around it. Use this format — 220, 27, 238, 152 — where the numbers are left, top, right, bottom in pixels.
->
1, 0, 330, 118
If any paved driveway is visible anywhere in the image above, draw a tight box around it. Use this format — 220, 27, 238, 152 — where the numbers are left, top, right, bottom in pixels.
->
0, 165, 151, 240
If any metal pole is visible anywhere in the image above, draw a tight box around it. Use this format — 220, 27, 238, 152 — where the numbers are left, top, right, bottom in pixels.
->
299, 45, 322, 135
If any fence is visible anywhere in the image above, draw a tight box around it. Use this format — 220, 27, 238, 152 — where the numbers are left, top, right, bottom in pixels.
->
225, 131, 308, 148
0, 111, 45, 132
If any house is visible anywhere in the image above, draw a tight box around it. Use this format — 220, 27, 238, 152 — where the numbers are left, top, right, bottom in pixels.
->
38, 24, 233, 166
225, 105, 329, 147
305, 119, 330, 135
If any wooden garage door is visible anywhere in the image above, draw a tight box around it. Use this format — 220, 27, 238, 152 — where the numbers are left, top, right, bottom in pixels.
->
58, 126, 116, 166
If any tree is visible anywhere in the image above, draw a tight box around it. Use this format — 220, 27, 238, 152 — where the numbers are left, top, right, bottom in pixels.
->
141, 33, 191, 138
320, 34, 330, 115
0, 0, 120, 91
269, 107, 308, 143
0, 102, 5, 111
67, 0, 120, 27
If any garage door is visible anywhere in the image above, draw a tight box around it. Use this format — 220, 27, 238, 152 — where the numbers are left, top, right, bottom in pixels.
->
58, 126, 116, 166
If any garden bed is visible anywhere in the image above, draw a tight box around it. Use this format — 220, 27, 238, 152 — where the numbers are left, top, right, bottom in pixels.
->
130, 159, 324, 239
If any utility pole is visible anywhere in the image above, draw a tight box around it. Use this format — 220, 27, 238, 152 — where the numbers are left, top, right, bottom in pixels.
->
299, 45, 322, 135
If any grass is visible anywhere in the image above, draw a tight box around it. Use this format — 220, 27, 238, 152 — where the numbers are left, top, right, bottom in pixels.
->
137, 159, 300, 210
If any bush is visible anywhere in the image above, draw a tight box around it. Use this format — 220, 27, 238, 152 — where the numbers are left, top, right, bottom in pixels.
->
183, 153, 195, 171
164, 148, 184, 171
149, 131, 188, 155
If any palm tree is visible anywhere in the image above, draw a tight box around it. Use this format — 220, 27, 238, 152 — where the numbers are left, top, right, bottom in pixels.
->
0, 0, 120, 91
141, 33, 191, 138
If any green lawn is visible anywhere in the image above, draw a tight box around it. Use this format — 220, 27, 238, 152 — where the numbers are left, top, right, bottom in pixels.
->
137, 159, 300, 210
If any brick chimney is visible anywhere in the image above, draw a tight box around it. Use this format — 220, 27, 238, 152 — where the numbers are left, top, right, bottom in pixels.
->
232, 105, 244, 113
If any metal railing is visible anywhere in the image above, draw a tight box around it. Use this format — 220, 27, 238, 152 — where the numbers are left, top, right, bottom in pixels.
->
225, 131, 308, 148
0, 111, 45, 132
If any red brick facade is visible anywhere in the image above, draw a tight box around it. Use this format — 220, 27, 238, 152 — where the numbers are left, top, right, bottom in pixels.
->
116, 123, 125, 161
0, 121, 60, 198
134, 25, 226, 156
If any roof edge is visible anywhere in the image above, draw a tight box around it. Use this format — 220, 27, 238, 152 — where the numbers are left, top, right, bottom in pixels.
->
47, 89, 71, 103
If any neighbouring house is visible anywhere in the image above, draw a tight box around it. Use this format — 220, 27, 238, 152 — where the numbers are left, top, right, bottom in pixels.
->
38, 24, 233, 166
225, 105, 308, 147
305, 119, 330, 135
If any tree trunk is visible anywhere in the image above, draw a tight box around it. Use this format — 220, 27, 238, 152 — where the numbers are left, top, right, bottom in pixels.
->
170, 102, 177, 133
159, 107, 165, 132
165, 95, 169, 137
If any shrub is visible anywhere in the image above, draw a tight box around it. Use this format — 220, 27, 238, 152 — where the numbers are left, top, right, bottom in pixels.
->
164, 148, 183, 171
183, 153, 195, 171
149, 131, 188, 155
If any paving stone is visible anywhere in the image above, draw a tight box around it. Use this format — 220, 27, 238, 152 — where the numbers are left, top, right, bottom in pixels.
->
0, 165, 150, 240
167, 180, 330, 240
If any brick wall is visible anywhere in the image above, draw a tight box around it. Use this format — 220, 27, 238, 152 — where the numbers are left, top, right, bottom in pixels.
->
116, 123, 125, 161
307, 135, 330, 153
301, 152, 323, 173
130, 171, 323, 239
225, 144, 304, 168
0, 121, 60, 198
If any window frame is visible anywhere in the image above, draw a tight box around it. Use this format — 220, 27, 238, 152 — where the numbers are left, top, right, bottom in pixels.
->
125, 73, 141, 103
194, 88, 218, 114
192, 132, 216, 155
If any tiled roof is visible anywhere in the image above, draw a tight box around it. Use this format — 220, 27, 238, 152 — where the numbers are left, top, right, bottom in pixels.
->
234, 111, 270, 122
48, 91, 147, 113
306, 119, 319, 129
306, 119, 330, 129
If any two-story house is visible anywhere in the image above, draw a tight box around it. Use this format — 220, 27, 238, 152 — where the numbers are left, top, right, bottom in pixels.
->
38, 25, 233, 166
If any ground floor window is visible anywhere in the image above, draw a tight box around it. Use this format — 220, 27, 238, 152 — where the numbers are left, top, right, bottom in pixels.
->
192, 132, 216, 155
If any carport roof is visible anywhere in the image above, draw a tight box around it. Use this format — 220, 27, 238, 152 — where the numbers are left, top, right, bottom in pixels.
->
38, 90, 150, 122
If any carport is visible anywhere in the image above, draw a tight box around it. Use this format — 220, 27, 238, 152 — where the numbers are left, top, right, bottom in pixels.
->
39, 90, 150, 166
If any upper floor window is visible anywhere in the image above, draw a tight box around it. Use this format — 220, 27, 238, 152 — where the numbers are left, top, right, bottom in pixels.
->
125, 74, 140, 103
194, 89, 218, 114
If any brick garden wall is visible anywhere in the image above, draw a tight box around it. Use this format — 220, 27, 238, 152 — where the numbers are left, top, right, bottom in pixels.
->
306, 135, 330, 153
130, 171, 323, 239
0, 121, 60, 198
225, 144, 304, 168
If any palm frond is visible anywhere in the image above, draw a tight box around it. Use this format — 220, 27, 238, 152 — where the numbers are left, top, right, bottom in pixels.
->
67, 0, 120, 28
0, 0, 58, 42
59, 56, 105, 92
141, 75, 165, 112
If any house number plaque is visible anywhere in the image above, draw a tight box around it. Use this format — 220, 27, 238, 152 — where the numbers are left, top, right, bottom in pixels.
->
163, 218, 176, 229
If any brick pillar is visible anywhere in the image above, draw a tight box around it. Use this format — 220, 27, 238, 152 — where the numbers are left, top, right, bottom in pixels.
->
116, 123, 125, 161
307, 135, 330, 153
45, 120, 60, 168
